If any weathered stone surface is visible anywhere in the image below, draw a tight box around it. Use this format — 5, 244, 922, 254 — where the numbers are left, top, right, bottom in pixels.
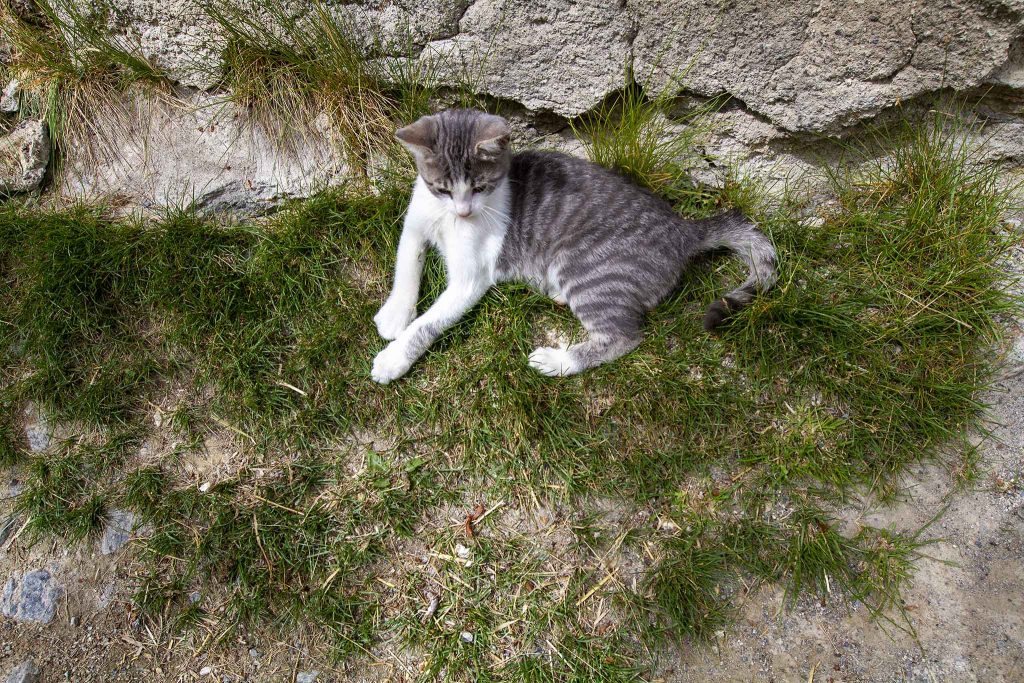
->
3, 660, 39, 683
100, 509, 138, 555
0, 79, 20, 114
23, 403, 51, 453
295, 672, 319, 683
47, 0, 1024, 205
63, 93, 346, 213
0, 119, 49, 194
103, 0, 471, 91
633, 0, 1024, 134
98, 0, 223, 90
1, 569, 64, 624
420, 0, 633, 117
337, 0, 471, 54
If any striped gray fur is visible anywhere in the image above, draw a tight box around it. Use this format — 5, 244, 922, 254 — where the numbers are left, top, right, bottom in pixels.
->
385, 109, 777, 377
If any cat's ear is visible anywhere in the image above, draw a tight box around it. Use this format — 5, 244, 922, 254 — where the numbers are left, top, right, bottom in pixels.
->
474, 114, 510, 159
395, 115, 437, 158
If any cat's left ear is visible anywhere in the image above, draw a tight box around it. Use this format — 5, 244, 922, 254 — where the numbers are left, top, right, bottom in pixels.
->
474, 114, 510, 159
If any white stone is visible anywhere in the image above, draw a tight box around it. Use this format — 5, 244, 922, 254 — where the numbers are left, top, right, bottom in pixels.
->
0, 119, 49, 194
0, 79, 21, 114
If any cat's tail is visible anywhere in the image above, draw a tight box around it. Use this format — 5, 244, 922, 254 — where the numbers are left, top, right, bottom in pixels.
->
698, 210, 777, 331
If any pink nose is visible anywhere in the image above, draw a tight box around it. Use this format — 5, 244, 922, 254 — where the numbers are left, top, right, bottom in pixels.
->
456, 207, 473, 217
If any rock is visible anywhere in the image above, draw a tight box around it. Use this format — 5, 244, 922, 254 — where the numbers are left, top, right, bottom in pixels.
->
633, 0, 1023, 134
420, 0, 632, 117
16, 0, 1024, 202
0, 80, 20, 114
1, 569, 64, 624
3, 659, 39, 683
0, 119, 49, 194
23, 404, 51, 453
61, 93, 346, 213
334, 0, 470, 55
295, 672, 318, 683
97, 0, 469, 92
100, 509, 138, 555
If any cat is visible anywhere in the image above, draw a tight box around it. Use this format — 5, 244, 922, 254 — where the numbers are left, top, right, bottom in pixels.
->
371, 108, 776, 384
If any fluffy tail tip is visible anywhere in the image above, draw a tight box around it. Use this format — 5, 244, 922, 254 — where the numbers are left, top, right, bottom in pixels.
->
702, 299, 730, 332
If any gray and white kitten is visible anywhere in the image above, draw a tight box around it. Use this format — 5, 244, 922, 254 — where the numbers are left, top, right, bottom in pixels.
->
371, 109, 776, 383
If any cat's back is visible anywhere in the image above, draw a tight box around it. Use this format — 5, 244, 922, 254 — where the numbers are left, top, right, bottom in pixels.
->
506, 149, 678, 226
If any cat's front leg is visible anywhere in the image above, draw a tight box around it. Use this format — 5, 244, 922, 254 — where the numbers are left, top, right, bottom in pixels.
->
375, 220, 427, 340
372, 277, 490, 384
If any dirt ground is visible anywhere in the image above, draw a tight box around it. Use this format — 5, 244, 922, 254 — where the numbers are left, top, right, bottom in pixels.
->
2, 329, 1023, 683
657, 328, 1024, 682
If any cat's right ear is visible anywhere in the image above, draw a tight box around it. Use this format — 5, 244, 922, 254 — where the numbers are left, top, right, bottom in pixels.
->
395, 116, 437, 159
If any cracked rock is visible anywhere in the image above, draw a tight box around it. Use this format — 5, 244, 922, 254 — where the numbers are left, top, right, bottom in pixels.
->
633, 0, 1023, 133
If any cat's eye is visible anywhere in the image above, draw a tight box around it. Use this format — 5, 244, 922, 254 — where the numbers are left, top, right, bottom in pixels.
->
472, 184, 487, 193
436, 188, 451, 196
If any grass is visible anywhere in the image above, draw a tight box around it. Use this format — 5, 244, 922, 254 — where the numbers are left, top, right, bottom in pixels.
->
0, 102, 1019, 679
572, 73, 721, 200
206, 0, 481, 180
0, 0, 171, 170
0, 0, 477, 191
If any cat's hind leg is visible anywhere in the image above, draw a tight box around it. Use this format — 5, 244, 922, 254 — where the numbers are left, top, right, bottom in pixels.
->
529, 307, 642, 377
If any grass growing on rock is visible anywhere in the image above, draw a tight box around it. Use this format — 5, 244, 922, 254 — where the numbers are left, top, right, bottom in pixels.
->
0, 113, 1018, 678
206, 0, 475, 177
0, 0, 171, 167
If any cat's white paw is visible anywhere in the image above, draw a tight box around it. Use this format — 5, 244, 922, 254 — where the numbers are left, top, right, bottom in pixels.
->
528, 346, 576, 377
374, 299, 417, 340
372, 343, 413, 384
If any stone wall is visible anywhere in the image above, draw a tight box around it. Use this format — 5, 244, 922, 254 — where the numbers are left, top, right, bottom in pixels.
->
4, 0, 1024, 209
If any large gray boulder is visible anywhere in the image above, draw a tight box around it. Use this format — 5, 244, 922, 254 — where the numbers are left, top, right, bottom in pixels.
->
420, 0, 633, 117
0, 120, 49, 194
633, 0, 1022, 134
62, 93, 346, 213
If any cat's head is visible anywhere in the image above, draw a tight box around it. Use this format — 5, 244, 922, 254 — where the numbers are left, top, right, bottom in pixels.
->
395, 109, 511, 218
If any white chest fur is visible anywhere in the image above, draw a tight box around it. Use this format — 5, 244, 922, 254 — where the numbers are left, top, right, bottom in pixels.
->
407, 177, 511, 284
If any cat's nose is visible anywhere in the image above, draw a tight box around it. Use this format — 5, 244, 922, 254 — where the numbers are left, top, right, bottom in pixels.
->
455, 205, 473, 217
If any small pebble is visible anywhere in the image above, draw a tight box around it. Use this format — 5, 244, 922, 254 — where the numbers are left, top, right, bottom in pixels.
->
460, 631, 474, 643
199, 666, 213, 676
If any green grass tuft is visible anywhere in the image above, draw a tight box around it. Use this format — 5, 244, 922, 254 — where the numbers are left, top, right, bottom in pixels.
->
0, 0, 171, 168
572, 75, 720, 201
206, 0, 464, 179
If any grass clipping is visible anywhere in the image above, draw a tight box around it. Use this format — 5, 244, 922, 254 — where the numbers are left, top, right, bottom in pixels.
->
0, 114, 1019, 678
